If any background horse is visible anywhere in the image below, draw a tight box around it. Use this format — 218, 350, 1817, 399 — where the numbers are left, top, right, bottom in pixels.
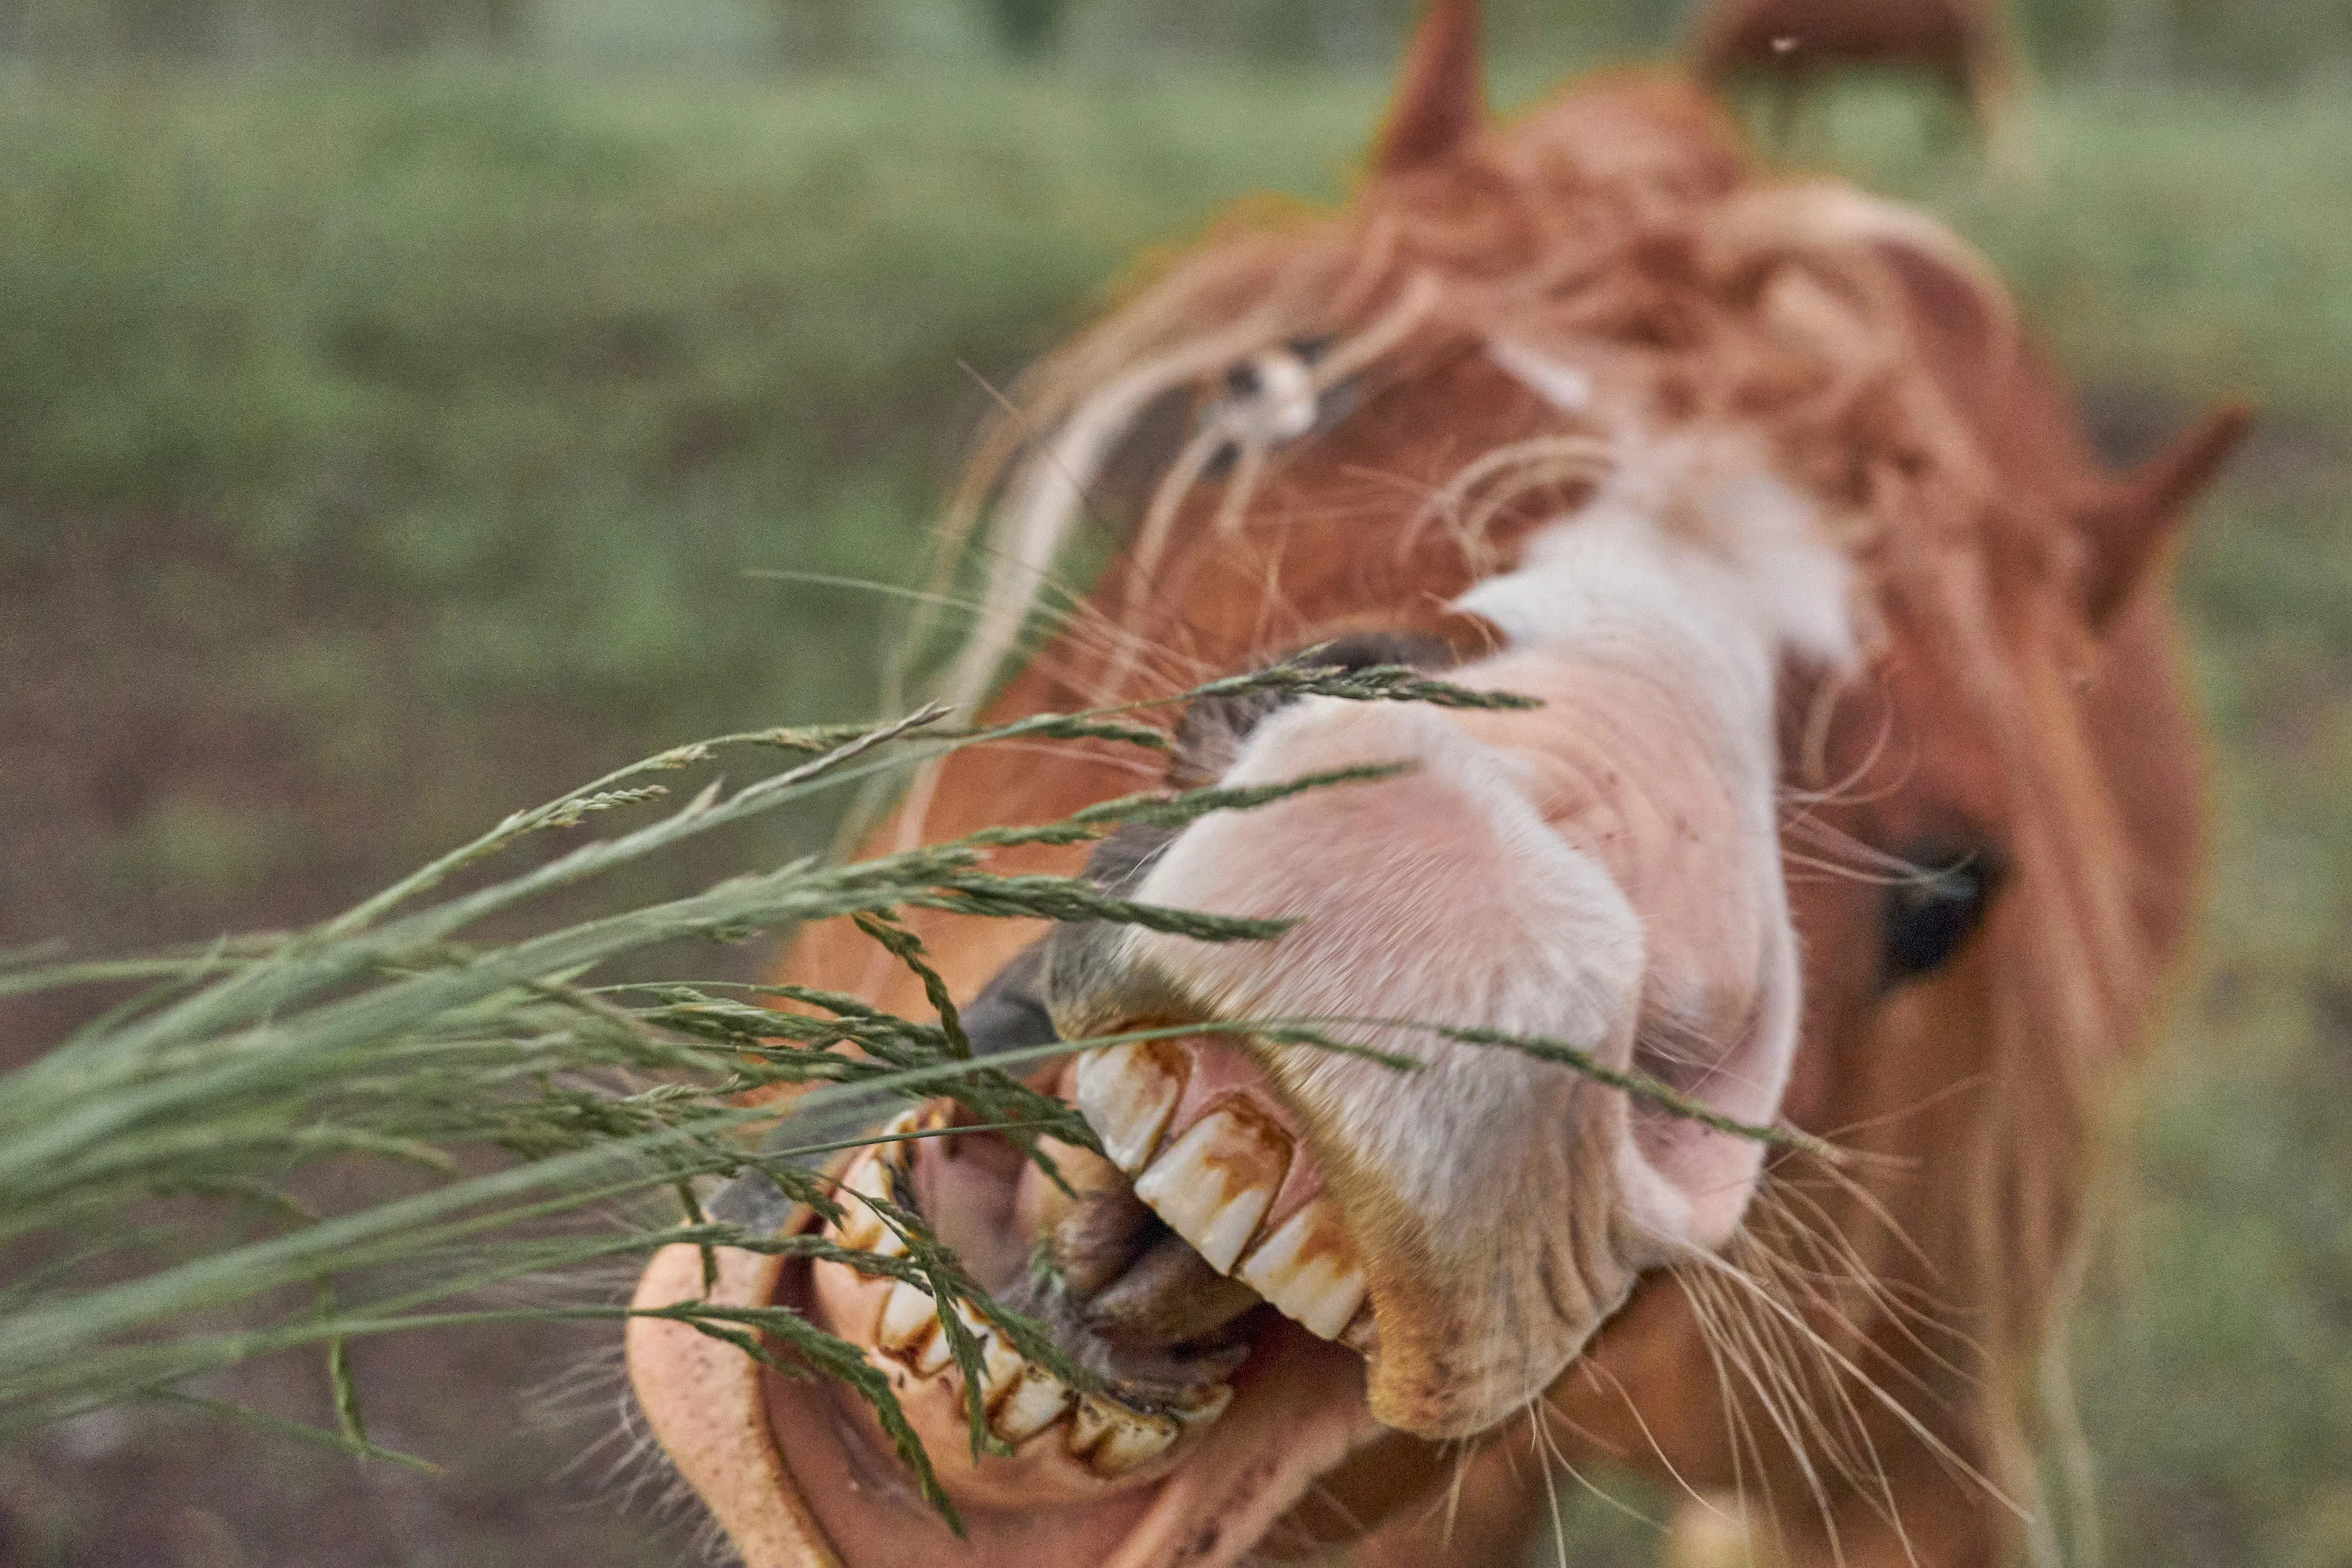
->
1690, 0, 2025, 152
630, 2, 2242, 1562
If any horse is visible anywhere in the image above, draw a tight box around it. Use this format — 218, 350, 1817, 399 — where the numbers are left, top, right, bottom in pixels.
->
627, 3, 2245, 1562
1689, 0, 2024, 151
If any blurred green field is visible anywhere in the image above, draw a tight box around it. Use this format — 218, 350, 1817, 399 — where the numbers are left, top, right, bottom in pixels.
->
1, 62, 2348, 1567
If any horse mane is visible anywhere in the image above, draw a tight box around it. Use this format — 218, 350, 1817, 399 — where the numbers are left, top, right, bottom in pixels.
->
924, 75, 2035, 711
896, 72, 2167, 1552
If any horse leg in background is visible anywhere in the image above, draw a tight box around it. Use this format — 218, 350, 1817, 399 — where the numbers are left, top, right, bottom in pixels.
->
1661, 1495, 1751, 1568
1766, 71, 1810, 152
1971, 59, 2042, 193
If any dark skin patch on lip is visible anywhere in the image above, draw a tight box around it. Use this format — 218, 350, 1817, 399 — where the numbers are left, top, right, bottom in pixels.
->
1168, 630, 1461, 788
886, 1114, 1250, 1398
957, 936, 1062, 1057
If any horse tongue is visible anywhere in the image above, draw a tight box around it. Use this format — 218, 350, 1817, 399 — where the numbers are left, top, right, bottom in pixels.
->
1081, 1231, 1264, 1349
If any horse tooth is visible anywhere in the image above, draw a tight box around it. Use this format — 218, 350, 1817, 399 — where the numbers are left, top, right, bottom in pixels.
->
1130, 1103, 1287, 1274
1025, 1141, 1128, 1244
833, 1153, 893, 1256
913, 1314, 957, 1377
875, 1108, 924, 1164
875, 1277, 940, 1355
1067, 1393, 1180, 1478
1073, 1044, 1186, 1172
967, 1310, 1026, 1404
1168, 1382, 1233, 1431
908, 1299, 1013, 1385
863, 1102, 947, 1190
1234, 1199, 1367, 1340
833, 1209, 884, 1254
988, 1365, 1073, 1444
842, 1148, 891, 1201
1340, 1304, 1379, 1357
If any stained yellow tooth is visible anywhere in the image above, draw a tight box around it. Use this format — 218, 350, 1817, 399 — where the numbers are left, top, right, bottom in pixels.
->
875, 1278, 939, 1353
1131, 1103, 1287, 1274
1090, 1418, 1177, 1477
914, 1315, 956, 1377
832, 1153, 893, 1255
842, 1148, 892, 1200
1068, 1394, 1180, 1478
1073, 1044, 1186, 1172
909, 1299, 1010, 1383
873, 1109, 922, 1167
875, 1103, 950, 1166
1341, 1304, 1379, 1357
1234, 1200, 1367, 1340
1288, 1267, 1366, 1342
1168, 1382, 1233, 1430
989, 1366, 1073, 1443
968, 1312, 1026, 1401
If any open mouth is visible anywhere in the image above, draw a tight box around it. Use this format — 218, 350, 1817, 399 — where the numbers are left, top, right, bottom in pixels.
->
621, 1014, 1467, 1568
633, 630, 1778, 1562
794, 1034, 1379, 1514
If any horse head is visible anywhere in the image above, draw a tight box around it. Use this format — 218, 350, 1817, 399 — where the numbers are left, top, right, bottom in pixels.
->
628, 4, 2243, 1562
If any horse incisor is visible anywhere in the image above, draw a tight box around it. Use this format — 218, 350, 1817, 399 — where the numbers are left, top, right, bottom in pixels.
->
628, 4, 2245, 1563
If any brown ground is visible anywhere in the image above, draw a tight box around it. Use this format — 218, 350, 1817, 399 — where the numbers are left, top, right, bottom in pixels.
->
0, 515, 728, 1567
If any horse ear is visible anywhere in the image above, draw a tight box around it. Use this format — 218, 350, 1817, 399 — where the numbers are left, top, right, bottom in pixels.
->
1371, 0, 1485, 175
2077, 402, 2249, 628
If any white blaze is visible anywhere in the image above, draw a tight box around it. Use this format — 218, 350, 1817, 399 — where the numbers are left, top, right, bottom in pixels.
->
1106, 394, 1861, 1428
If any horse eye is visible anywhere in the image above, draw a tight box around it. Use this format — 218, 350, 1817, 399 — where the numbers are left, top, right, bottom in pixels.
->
1883, 843, 2000, 984
1226, 347, 1318, 440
